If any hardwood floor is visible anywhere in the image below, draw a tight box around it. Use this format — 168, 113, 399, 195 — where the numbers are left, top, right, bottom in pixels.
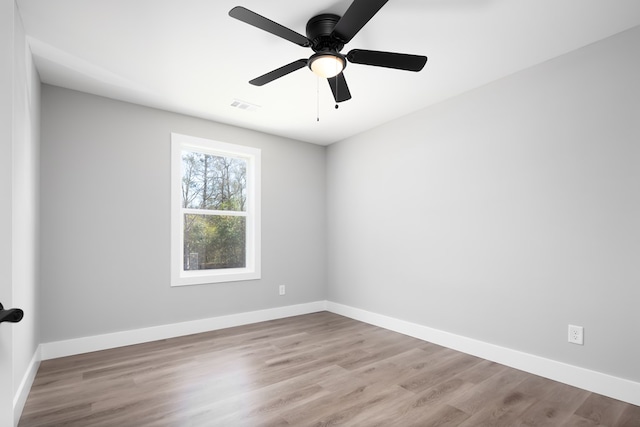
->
19, 312, 640, 426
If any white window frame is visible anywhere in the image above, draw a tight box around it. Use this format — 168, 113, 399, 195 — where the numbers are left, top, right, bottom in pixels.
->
171, 133, 261, 286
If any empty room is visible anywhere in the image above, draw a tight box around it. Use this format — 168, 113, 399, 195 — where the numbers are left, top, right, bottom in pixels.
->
2, 0, 639, 425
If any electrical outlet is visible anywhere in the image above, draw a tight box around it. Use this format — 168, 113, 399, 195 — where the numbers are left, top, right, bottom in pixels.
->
568, 325, 584, 345
279, 285, 286, 296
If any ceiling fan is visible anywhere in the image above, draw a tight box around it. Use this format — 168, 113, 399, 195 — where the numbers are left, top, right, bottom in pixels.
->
229, 0, 428, 103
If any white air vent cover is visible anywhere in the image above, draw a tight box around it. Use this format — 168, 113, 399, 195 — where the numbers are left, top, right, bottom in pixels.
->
230, 99, 260, 112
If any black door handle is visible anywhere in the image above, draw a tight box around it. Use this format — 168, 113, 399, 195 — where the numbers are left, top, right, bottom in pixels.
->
0, 302, 24, 324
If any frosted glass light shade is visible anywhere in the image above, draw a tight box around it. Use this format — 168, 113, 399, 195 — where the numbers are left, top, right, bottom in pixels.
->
309, 54, 345, 78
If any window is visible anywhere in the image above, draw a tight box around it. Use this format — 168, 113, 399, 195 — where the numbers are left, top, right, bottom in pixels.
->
171, 133, 261, 286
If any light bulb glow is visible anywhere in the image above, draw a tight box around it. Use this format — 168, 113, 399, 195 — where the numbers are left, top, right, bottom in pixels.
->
310, 54, 345, 78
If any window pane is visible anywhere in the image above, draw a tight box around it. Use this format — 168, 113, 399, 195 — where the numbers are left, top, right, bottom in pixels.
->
181, 151, 247, 211
183, 214, 246, 270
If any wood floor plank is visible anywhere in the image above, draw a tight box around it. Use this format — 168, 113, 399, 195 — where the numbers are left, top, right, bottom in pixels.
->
456, 388, 537, 426
447, 364, 530, 415
348, 347, 460, 390
451, 359, 507, 385
574, 393, 628, 426
398, 350, 486, 395
18, 312, 640, 426
617, 403, 640, 427
349, 377, 476, 426
408, 404, 471, 427
337, 335, 446, 372
564, 414, 601, 426
514, 381, 591, 426
282, 382, 415, 426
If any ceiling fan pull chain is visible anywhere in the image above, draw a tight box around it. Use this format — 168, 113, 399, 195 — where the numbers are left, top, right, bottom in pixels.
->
335, 59, 340, 109
335, 73, 339, 109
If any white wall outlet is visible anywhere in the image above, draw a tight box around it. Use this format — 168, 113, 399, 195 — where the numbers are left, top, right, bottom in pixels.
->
568, 325, 584, 345
279, 285, 286, 296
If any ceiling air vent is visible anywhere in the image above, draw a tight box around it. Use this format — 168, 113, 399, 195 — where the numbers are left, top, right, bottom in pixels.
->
230, 99, 260, 112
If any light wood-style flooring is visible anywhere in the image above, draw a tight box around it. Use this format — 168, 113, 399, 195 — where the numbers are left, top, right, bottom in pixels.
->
20, 312, 640, 426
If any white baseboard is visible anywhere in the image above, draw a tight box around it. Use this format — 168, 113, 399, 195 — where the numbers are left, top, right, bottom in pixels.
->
325, 301, 640, 407
14, 345, 41, 425
41, 301, 327, 360
36, 300, 640, 408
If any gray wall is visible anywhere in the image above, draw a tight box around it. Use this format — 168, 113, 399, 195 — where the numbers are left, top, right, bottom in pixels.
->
327, 26, 640, 382
40, 86, 326, 342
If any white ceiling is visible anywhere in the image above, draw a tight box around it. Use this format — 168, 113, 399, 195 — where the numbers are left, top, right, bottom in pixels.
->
17, 0, 640, 145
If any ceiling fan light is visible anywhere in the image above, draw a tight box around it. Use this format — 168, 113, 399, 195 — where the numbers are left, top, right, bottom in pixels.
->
309, 53, 345, 78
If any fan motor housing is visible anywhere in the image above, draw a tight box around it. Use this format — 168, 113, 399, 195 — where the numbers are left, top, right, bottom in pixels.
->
306, 14, 344, 53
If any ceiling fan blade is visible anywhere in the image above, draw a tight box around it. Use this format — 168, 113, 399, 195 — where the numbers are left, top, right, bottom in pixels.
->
347, 49, 427, 71
229, 6, 310, 47
327, 73, 352, 103
249, 59, 308, 86
331, 0, 388, 43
